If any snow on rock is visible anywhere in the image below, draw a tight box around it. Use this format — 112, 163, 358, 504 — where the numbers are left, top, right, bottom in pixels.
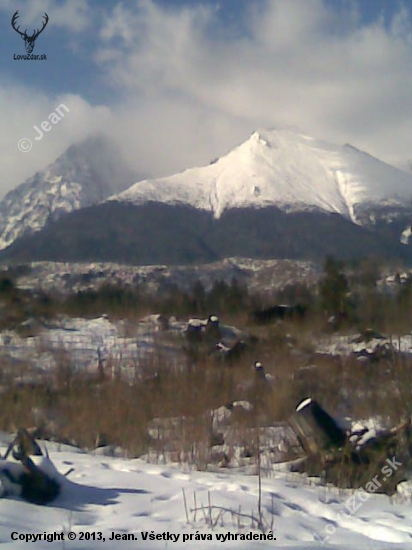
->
400, 225, 412, 244
349, 417, 388, 448
111, 128, 412, 224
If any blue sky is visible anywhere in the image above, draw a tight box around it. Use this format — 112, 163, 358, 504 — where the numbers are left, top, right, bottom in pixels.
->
1, 0, 412, 197
1, 0, 405, 102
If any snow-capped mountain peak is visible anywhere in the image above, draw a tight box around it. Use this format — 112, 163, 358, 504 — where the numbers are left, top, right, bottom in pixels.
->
111, 128, 412, 223
0, 135, 139, 250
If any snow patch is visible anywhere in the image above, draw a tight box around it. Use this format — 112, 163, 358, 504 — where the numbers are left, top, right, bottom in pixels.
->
296, 397, 312, 411
401, 225, 412, 245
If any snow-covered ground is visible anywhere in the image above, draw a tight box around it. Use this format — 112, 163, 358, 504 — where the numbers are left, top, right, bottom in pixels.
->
0, 437, 411, 549
0, 314, 246, 381
317, 332, 412, 357
10, 257, 319, 296
0, 315, 187, 378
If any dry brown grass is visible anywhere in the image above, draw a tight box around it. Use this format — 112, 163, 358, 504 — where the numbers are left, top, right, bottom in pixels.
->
0, 307, 411, 477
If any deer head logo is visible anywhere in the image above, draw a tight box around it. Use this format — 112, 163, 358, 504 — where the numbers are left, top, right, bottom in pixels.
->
11, 10, 49, 54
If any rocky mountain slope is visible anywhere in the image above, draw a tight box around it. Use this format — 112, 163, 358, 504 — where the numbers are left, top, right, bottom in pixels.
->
2, 128, 412, 265
0, 135, 138, 250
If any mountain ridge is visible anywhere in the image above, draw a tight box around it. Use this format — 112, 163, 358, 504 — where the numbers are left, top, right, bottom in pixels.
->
110, 128, 412, 225
2, 127, 412, 265
0, 135, 139, 250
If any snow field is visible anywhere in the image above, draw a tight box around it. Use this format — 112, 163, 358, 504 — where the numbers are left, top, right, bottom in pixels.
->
113, 128, 412, 224
0, 442, 411, 549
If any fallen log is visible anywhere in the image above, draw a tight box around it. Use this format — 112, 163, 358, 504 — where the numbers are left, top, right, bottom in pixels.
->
0, 429, 61, 505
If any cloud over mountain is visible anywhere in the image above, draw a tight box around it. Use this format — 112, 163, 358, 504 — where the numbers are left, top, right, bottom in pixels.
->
1, 0, 412, 200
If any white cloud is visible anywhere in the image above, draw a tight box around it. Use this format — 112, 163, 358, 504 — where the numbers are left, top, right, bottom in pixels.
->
2, 0, 90, 32
0, 85, 112, 195
95, 0, 412, 168
3, 0, 412, 197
